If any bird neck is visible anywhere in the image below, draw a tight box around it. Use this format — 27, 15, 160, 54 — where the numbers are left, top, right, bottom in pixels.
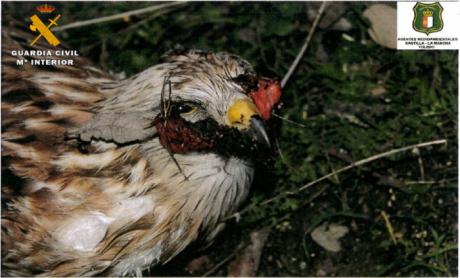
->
140, 138, 254, 237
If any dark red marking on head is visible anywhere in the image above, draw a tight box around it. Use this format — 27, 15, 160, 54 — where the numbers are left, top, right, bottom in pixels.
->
153, 114, 266, 156
248, 78, 282, 121
155, 117, 215, 154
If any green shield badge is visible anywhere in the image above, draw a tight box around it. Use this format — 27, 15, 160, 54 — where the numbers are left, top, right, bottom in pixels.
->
413, 2, 444, 35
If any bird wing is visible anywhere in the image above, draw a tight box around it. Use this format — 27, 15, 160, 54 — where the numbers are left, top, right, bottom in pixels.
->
2, 26, 112, 201
2, 26, 169, 277
1, 26, 118, 274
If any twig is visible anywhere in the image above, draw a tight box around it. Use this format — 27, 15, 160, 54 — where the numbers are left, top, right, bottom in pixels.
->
381, 211, 397, 245
226, 139, 447, 220
413, 148, 426, 181
324, 148, 340, 184
281, 2, 327, 88
122, 7, 173, 32
54, 2, 186, 31
404, 178, 457, 185
158, 76, 188, 180
202, 243, 247, 277
201, 254, 234, 277
274, 2, 326, 127
274, 138, 291, 170
296, 139, 447, 193
272, 113, 307, 128
79, 7, 176, 56
327, 148, 411, 193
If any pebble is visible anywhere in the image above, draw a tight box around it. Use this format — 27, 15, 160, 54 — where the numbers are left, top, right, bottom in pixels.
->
299, 262, 307, 270
316, 269, 327, 276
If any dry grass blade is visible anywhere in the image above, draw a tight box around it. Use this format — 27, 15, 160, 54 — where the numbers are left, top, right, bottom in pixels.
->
274, 2, 327, 127
296, 139, 447, 192
227, 139, 447, 220
54, 2, 187, 31
380, 211, 397, 245
272, 113, 307, 128
281, 1, 327, 88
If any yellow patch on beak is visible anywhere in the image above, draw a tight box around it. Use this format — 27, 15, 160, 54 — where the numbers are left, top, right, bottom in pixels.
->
227, 99, 259, 130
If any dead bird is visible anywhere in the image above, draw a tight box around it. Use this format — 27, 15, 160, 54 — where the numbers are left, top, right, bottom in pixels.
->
1, 26, 281, 276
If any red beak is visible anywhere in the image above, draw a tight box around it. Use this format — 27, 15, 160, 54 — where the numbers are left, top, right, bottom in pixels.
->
248, 78, 282, 121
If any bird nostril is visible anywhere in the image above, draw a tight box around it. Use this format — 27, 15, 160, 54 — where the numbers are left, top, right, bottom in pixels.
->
230, 114, 245, 125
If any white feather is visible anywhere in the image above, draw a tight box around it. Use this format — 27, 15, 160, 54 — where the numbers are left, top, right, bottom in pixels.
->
54, 212, 114, 251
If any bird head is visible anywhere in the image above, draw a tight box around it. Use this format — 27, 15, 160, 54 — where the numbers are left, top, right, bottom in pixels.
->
75, 49, 281, 158
151, 50, 282, 155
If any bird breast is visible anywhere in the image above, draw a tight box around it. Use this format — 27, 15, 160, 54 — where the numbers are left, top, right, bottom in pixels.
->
46, 138, 254, 275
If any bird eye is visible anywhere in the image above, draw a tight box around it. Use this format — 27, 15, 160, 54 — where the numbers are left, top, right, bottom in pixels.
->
174, 103, 196, 115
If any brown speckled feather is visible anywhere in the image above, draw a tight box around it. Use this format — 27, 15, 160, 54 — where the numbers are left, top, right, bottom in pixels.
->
2, 26, 115, 275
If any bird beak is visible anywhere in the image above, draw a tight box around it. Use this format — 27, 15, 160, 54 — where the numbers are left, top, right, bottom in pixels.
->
248, 116, 271, 148
227, 99, 271, 148
227, 99, 259, 129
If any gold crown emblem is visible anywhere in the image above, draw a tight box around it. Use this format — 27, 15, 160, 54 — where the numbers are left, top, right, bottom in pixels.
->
36, 4, 55, 13
423, 9, 433, 16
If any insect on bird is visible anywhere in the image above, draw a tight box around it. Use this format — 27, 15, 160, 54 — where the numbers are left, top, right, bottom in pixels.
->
1, 25, 281, 276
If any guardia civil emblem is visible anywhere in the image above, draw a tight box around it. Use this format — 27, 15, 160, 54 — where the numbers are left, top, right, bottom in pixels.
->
29, 4, 61, 47
412, 2, 444, 35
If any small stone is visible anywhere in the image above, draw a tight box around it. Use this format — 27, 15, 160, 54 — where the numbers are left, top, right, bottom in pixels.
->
299, 261, 307, 270
316, 269, 327, 276
311, 223, 349, 253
